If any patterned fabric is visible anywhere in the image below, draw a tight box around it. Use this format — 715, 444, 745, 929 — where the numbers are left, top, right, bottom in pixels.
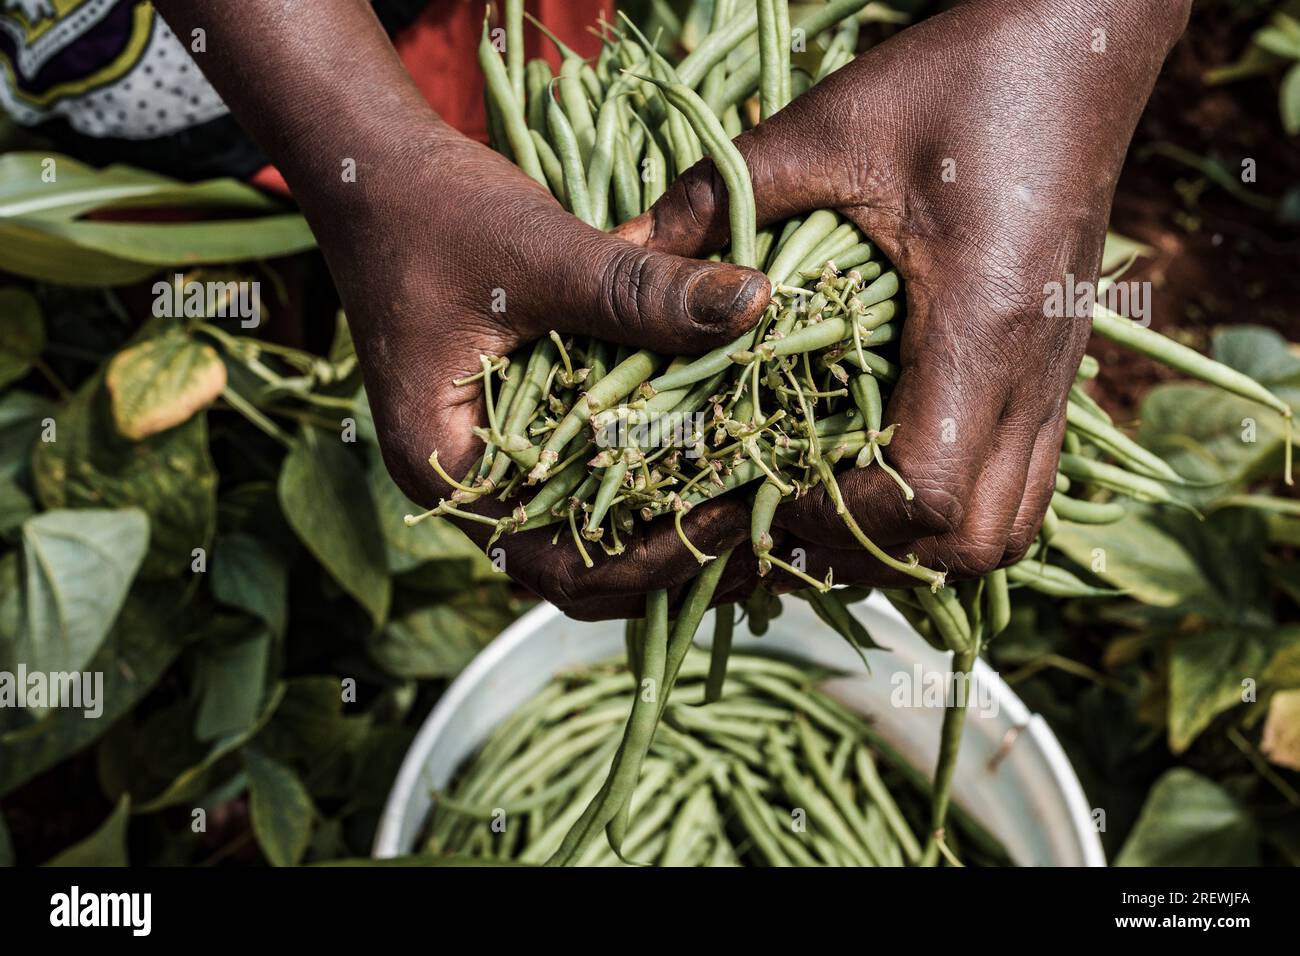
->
0, 1, 225, 138
0, 0, 427, 138
0, 1, 603, 183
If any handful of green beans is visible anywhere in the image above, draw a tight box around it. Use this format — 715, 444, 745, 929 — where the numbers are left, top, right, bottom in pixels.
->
406, 1, 1294, 866
427, 650, 1011, 867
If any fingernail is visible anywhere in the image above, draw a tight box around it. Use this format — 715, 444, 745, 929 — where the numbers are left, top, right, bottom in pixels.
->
686, 268, 770, 327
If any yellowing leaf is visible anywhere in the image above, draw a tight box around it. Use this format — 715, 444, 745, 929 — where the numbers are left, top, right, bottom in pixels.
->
1261, 689, 1300, 771
106, 327, 227, 440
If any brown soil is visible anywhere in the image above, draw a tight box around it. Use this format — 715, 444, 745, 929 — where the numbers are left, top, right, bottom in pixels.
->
1096, 6, 1300, 420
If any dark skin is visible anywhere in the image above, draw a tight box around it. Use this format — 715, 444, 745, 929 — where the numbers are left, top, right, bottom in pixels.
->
153, 0, 1190, 619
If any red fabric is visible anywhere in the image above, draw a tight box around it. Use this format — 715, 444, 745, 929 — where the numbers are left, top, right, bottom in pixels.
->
252, 1, 610, 198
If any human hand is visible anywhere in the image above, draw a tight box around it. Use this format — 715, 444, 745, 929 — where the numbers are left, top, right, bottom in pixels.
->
618, 0, 1191, 588
316, 124, 774, 617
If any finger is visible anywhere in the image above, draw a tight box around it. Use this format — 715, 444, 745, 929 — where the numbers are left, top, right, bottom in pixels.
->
563, 540, 759, 622
1001, 412, 1068, 565
515, 217, 771, 353
773, 323, 1012, 551
494, 495, 752, 616
772, 418, 1038, 589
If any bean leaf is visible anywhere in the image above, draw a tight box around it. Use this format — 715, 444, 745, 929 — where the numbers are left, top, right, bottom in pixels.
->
33, 374, 217, 578
211, 533, 287, 637
1049, 513, 1211, 610
194, 628, 273, 742
371, 598, 514, 679
1116, 768, 1257, 866
1168, 625, 1275, 753
43, 795, 131, 867
105, 325, 227, 440
366, 458, 486, 575
0, 153, 315, 286
0, 287, 44, 389
2, 509, 149, 677
244, 748, 314, 866
0, 585, 191, 797
278, 429, 390, 626
0, 390, 52, 479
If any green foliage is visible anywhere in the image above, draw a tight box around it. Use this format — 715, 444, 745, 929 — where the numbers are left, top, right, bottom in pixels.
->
1116, 769, 1259, 866
0, 154, 315, 286
1204, 9, 1300, 133
998, 324, 1300, 862
0, 267, 524, 866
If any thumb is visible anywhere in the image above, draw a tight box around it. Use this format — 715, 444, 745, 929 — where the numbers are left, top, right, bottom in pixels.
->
614, 91, 851, 259
526, 226, 771, 354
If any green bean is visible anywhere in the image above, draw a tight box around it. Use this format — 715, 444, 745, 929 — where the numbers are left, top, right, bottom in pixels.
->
853, 747, 923, 864
546, 589, 669, 865
920, 645, 976, 867
632, 74, 757, 268
857, 269, 899, 308
529, 130, 568, 203
739, 304, 895, 361
546, 93, 594, 224
1007, 561, 1121, 598
1067, 382, 1111, 424
767, 211, 839, 285
1065, 401, 1184, 484
478, 19, 545, 186
525, 59, 554, 134
538, 350, 660, 473
914, 586, 972, 654
660, 784, 716, 866
727, 766, 792, 866
663, 549, 734, 694
585, 457, 629, 538
559, 57, 596, 164
716, 0, 874, 106
586, 97, 623, 228
505, 0, 526, 106
757, 0, 785, 120
1050, 491, 1127, 525
795, 718, 884, 865
849, 374, 883, 432
1056, 452, 1194, 511
767, 728, 875, 866
1097, 304, 1294, 484
610, 104, 642, 223
698, 0, 735, 111
705, 604, 735, 703
986, 568, 1011, 638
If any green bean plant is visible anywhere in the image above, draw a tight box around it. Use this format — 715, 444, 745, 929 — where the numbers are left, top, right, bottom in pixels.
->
408, 0, 1296, 866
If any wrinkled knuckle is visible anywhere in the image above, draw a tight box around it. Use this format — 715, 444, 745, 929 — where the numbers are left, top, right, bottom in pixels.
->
600, 247, 652, 333
533, 559, 581, 608
906, 479, 966, 538
945, 536, 1006, 579
1000, 528, 1036, 568
678, 160, 725, 232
